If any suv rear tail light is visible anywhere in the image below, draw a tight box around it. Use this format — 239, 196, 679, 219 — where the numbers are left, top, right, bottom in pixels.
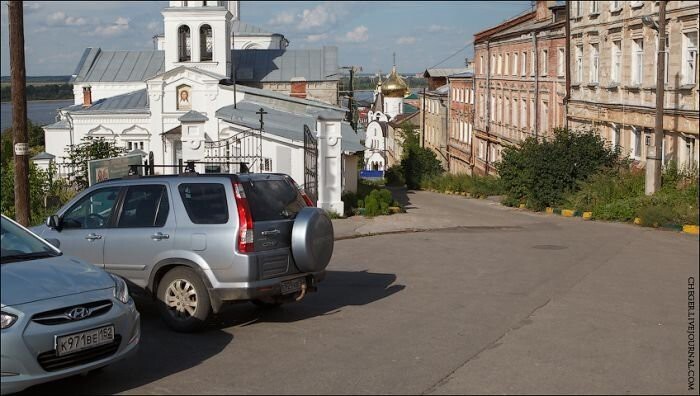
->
288, 177, 314, 207
233, 182, 254, 253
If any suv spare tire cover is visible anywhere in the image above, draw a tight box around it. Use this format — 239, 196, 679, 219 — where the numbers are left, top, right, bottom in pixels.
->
291, 207, 334, 272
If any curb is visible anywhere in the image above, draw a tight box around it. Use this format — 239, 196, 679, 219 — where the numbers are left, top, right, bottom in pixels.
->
683, 225, 699, 235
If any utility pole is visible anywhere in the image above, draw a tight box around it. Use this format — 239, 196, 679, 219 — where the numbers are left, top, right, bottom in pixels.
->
645, 1, 666, 195
9, 1, 29, 226
256, 107, 267, 172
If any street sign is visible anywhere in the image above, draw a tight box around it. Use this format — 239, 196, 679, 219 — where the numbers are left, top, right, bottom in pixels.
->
87, 154, 143, 186
14, 143, 29, 155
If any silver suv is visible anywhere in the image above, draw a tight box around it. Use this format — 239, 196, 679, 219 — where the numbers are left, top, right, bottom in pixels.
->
32, 173, 334, 332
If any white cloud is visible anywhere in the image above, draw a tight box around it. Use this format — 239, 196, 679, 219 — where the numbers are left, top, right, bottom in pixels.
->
306, 33, 329, 43
45, 11, 87, 26
268, 11, 295, 25
299, 3, 339, 30
146, 20, 159, 32
94, 16, 130, 37
428, 24, 450, 33
397, 36, 416, 45
338, 25, 368, 43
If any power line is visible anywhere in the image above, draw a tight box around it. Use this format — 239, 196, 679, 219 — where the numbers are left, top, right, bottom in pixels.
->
429, 40, 474, 69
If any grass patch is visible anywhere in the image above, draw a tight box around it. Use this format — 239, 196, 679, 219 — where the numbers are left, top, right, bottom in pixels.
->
422, 173, 503, 198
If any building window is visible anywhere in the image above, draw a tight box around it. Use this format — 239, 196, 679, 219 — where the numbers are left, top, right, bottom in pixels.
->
513, 98, 519, 128
557, 48, 565, 76
575, 44, 583, 83
480, 56, 484, 74
505, 53, 510, 75
521, 51, 527, 76
682, 136, 697, 168
491, 54, 496, 75
611, 0, 621, 11
574, 0, 582, 17
178, 25, 191, 62
630, 1, 643, 8
490, 95, 495, 122
541, 101, 548, 134
590, 1, 599, 14
505, 96, 510, 125
200, 24, 213, 61
529, 98, 534, 131
513, 52, 519, 76
530, 50, 535, 76
498, 54, 503, 75
520, 98, 526, 129
655, 34, 670, 84
541, 49, 548, 76
632, 38, 644, 85
612, 125, 621, 149
683, 31, 698, 85
631, 127, 642, 159
590, 43, 599, 83
497, 96, 502, 123
479, 141, 485, 159
470, 89, 474, 104
611, 40, 621, 83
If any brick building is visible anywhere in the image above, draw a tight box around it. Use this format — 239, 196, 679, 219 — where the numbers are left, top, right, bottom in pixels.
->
567, 0, 699, 169
420, 85, 450, 169
473, 1, 567, 175
447, 72, 475, 174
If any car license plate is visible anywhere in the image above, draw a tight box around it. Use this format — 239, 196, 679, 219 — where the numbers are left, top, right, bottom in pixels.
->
55, 325, 115, 356
280, 278, 305, 295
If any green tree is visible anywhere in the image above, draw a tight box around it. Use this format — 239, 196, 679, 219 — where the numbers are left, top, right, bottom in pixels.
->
65, 136, 126, 190
496, 128, 621, 210
398, 122, 443, 189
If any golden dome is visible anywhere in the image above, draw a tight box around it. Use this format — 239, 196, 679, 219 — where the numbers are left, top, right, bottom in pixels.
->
381, 66, 409, 98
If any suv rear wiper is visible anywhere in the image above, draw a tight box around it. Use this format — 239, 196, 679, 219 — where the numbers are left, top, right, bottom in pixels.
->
1, 251, 61, 264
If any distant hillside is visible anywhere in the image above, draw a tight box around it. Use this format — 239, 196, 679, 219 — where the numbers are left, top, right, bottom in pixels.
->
0, 75, 72, 83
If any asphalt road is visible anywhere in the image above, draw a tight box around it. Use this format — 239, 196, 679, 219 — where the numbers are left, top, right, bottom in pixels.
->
23, 190, 699, 394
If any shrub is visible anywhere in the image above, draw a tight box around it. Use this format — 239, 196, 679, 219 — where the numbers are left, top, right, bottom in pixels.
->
423, 173, 503, 198
397, 122, 444, 189
385, 165, 405, 187
363, 189, 394, 217
497, 128, 620, 211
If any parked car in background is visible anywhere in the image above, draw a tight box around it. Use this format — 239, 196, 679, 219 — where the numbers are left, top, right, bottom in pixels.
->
1, 215, 140, 395
32, 173, 335, 332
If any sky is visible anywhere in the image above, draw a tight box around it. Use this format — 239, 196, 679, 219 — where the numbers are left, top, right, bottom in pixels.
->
0, 1, 532, 77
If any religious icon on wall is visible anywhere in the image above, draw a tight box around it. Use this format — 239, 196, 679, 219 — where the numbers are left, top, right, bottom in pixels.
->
177, 85, 191, 110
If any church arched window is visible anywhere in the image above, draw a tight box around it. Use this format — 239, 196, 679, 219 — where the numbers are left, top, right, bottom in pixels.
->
178, 25, 191, 62
200, 24, 213, 61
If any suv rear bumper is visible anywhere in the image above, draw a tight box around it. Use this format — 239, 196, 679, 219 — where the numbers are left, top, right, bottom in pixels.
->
209, 271, 326, 302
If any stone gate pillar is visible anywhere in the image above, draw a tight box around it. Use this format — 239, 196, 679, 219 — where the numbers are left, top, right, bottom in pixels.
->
179, 110, 209, 173
316, 114, 344, 214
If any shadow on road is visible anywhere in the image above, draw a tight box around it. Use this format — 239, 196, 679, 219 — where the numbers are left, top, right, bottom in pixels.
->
20, 270, 402, 394
387, 186, 416, 210
209, 269, 405, 328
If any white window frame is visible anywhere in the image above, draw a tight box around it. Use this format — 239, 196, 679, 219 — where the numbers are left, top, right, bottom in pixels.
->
480, 56, 484, 74
682, 31, 698, 85
557, 48, 565, 77
498, 54, 503, 75
575, 44, 583, 83
505, 53, 510, 75
590, 43, 599, 83
491, 54, 496, 75
630, 1, 643, 9
631, 126, 642, 159
520, 98, 526, 129
654, 34, 670, 85
529, 98, 535, 131
513, 52, 519, 76
632, 38, 644, 85
521, 51, 527, 76
611, 0, 621, 11
590, 1, 599, 14
611, 40, 621, 83
530, 50, 535, 76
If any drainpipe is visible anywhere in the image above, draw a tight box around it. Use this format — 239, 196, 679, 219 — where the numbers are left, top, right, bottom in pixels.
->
564, 1, 571, 131
485, 40, 491, 175
533, 31, 539, 140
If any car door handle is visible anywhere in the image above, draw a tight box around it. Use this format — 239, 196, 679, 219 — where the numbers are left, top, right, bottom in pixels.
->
261, 229, 280, 236
151, 232, 170, 241
85, 233, 102, 241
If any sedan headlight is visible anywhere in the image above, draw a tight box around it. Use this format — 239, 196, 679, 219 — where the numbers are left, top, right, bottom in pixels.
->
1, 312, 17, 329
111, 275, 130, 304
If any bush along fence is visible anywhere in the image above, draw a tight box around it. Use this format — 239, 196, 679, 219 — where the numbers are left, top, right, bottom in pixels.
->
341, 179, 403, 218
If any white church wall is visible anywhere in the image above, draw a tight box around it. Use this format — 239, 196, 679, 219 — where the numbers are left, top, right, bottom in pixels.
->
343, 155, 358, 194
44, 128, 72, 163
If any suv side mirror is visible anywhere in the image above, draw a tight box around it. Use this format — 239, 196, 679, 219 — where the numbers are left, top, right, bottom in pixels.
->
47, 215, 62, 231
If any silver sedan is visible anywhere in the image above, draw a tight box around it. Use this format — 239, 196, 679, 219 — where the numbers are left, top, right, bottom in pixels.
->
0, 215, 140, 394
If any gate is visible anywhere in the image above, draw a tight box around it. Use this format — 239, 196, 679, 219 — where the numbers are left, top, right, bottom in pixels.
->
204, 127, 261, 173
303, 124, 318, 205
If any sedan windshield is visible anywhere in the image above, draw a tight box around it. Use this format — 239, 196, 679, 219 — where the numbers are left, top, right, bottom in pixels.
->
1, 217, 60, 264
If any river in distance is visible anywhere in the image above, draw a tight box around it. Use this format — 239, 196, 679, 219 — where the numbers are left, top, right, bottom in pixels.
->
0, 99, 73, 132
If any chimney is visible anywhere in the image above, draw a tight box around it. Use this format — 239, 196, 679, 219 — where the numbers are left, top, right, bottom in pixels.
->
535, 0, 553, 22
82, 86, 92, 107
290, 77, 307, 99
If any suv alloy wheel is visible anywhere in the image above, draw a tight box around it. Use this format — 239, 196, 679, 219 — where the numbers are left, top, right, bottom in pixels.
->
157, 267, 211, 332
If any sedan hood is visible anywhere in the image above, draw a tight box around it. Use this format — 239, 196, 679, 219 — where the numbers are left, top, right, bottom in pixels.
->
1, 256, 114, 307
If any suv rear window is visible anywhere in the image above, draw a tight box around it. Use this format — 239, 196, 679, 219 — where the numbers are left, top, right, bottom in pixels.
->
241, 178, 306, 221
178, 183, 229, 224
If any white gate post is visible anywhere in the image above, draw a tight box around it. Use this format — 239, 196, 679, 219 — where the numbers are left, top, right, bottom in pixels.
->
316, 114, 344, 214
179, 111, 208, 173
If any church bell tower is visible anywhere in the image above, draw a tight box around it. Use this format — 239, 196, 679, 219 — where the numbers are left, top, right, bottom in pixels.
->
162, 1, 233, 77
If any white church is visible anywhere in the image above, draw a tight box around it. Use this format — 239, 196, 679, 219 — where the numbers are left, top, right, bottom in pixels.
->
363, 65, 410, 172
38, 1, 363, 214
